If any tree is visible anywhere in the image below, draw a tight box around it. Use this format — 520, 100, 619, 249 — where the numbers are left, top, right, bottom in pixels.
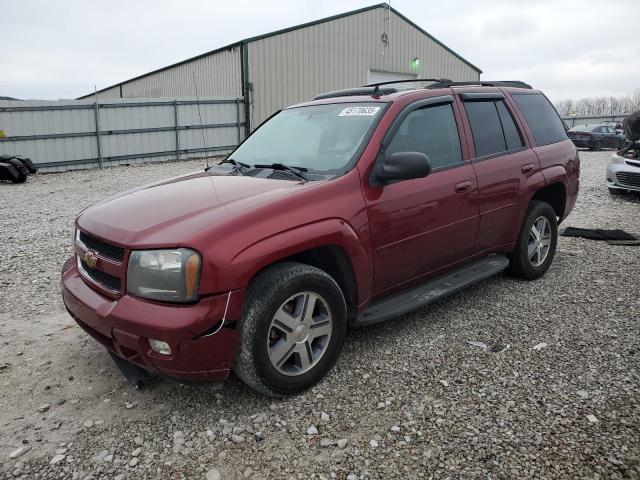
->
554, 89, 639, 117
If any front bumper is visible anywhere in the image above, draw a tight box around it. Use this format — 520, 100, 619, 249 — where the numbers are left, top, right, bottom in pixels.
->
61, 257, 242, 382
606, 156, 640, 192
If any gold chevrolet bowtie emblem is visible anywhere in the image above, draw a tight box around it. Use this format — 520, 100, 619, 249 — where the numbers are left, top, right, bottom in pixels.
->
83, 251, 98, 269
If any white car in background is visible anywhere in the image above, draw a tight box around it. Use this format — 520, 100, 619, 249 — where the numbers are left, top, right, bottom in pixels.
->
606, 111, 640, 195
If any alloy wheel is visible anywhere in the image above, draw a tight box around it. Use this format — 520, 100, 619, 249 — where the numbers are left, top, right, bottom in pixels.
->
267, 292, 333, 376
528, 216, 552, 267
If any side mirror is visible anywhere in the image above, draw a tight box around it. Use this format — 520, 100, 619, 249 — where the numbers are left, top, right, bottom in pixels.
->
374, 151, 431, 184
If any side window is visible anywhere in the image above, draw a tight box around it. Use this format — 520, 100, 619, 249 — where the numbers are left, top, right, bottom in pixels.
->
495, 101, 524, 150
385, 103, 462, 169
464, 100, 506, 157
512, 93, 568, 146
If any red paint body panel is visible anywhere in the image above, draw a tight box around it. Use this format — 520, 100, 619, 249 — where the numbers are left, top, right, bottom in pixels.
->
61, 86, 579, 382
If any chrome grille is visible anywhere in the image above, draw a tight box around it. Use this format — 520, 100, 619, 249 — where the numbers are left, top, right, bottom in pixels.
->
78, 231, 124, 262
617, 172, 640, 188
78, 258, 121, 292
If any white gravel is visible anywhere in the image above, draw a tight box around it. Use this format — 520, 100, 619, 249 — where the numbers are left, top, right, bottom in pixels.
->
1, 151, 639, 479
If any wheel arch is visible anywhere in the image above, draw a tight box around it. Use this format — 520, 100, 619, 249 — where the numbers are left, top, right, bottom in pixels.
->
227, 218, 372, 318
531, 181, 567, 221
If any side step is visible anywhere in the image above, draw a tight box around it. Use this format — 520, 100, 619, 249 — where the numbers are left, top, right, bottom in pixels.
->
354, 254, 509, 327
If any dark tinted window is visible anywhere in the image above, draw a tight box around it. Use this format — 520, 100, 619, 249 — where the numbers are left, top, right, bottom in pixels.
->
495, 101, 524, 150
464, 101, 506, 156
386, 103, 462, 169
512, 93, 567, 146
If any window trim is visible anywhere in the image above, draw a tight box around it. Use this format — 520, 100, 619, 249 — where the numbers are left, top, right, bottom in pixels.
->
494, 98, 525, 151
510, 92, 569, 146
381, 95, 454, 147
460, 92, 505, 100
370, 95, 465, 185
462, 97, 527, 160
463, 99, 508, 158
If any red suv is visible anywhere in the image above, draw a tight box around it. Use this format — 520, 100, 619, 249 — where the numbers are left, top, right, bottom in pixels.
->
61, 80, 579, 396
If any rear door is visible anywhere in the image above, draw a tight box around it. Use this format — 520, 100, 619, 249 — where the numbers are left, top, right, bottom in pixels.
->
457, 91, 544, 252
363, 97, 479, 293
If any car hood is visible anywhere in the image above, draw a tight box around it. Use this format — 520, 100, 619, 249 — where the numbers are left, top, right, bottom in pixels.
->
77, 170, 313, 247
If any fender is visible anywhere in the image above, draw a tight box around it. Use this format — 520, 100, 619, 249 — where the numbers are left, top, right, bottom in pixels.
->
507, 165, 569, 244
540, 164, 569, 186
221, 218, 373, 303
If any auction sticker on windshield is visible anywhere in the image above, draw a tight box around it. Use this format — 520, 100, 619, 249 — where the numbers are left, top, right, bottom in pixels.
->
338, 106, 381, 117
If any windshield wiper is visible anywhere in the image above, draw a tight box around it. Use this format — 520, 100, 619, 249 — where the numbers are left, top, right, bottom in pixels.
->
253, 163, 309, 181
207, 158, 251, 175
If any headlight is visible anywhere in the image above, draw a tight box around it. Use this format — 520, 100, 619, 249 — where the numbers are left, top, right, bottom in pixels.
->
127, 248, 201, 303
611, 154, 625, 165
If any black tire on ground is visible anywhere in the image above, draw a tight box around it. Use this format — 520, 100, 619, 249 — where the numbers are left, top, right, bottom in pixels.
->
609, 187, 626, 195
0, 161, 27, 183
7, 158, 29, 178
15, 156, 38, 174
507, 200, 558, 280
233, 262, 347, 397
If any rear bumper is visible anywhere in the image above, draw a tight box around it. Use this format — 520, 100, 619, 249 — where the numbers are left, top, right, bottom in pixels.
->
569, 138, 593, 148
61, 257, 242, 382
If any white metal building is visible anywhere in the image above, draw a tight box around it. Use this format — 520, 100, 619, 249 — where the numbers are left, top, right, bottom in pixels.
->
80, 3, 481, 133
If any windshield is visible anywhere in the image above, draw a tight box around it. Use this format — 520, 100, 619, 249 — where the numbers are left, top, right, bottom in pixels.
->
231, 102, 386, 173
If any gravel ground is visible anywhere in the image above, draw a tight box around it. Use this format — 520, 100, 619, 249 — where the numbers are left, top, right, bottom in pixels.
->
0, 151, 639, 479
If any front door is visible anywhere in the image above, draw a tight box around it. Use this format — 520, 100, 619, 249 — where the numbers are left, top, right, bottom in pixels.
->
363, 100, 479, 293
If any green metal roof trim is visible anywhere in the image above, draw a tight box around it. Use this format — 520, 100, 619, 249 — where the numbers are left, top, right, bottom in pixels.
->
79, 3, 481, 99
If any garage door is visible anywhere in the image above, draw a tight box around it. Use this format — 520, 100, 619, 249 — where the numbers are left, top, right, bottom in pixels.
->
367, 70, 418, 89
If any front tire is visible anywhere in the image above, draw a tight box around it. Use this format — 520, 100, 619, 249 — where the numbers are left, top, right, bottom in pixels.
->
233, 262, 347, 396
609, 187, 626, 196
507, 201, 558, 280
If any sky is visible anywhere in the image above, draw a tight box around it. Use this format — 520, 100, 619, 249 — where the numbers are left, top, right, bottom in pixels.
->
2, 0, 638, 103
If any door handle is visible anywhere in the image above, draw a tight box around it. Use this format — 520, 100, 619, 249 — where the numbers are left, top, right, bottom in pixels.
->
521, 164, 535, 175
454, 181, 472, 193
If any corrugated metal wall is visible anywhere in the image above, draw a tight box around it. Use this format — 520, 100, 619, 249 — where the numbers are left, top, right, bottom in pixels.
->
95, 47, 242, 101
85, 6, 480, 131
247, 7, 480, 126
0, 97, 244, 172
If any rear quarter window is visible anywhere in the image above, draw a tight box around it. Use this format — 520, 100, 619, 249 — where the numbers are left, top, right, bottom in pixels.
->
512, 93, 567, 146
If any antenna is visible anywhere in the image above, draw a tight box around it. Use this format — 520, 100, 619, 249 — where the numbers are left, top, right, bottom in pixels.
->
191, 71, 209, 170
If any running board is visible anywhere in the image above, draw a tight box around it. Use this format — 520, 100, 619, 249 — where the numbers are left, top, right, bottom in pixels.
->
354, 255, 509, 327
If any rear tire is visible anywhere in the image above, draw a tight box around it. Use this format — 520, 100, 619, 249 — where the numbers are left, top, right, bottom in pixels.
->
507, 201, 558, 280
233, 262, 347, 397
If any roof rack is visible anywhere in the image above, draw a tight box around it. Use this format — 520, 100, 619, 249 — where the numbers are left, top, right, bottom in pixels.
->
427, 80, 533, 89
314, 78, 453, 100
314, 87, 398, 100
363, 78, 452, 89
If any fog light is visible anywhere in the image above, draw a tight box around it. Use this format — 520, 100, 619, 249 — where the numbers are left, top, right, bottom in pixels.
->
149, 339, 171, 355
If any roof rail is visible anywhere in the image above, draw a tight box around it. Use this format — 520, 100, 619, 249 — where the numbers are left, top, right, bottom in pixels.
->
427, 80, 533, 89
314, 78, 456, 100
314, 86, 398, 100
363, 78, 452, 89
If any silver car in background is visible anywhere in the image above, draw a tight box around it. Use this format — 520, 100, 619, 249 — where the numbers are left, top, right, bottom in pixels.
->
607, 111, 640, 195
607, 143, 640, 195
